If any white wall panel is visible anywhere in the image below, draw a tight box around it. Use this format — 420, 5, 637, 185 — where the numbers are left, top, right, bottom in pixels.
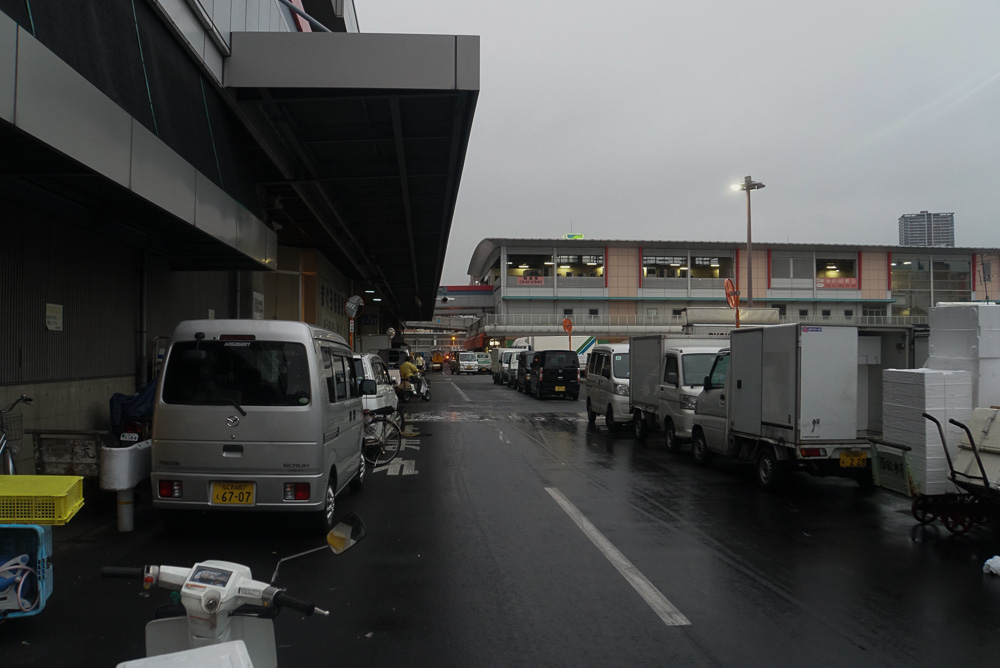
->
130, 120, 197, 224
195, 172, 238, 246
0, 13, 15, 123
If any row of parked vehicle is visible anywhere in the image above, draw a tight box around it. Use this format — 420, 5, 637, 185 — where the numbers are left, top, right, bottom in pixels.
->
491, 348, 582, 400
579, 327, 877, 490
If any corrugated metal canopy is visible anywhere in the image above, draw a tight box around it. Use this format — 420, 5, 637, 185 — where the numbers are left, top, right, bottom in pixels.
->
226, 32, 479, 321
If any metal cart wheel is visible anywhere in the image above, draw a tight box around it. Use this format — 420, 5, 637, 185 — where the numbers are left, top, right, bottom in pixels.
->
911, 495, 938, 525
943, 508, 975, 535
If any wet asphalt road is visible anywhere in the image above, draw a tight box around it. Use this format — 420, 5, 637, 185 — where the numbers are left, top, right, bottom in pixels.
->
4, 370, 1000, 667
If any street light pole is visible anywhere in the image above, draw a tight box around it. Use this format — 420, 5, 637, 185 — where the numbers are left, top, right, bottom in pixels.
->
732, 176, 765, 308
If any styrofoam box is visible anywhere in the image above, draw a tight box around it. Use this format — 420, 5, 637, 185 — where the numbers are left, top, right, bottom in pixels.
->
925, 357, 1000, 408
931, 303, 1000, 332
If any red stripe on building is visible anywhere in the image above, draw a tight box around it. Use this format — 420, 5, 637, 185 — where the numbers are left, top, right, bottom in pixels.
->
638, 246, 643, 289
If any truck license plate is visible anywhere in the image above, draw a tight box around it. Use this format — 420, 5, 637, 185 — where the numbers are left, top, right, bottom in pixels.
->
839, 452, 867, 468
211, 482, 254, 505
555, 385, 565, 392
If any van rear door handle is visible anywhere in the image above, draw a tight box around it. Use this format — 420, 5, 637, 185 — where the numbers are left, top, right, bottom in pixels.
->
223, 444, 243, 457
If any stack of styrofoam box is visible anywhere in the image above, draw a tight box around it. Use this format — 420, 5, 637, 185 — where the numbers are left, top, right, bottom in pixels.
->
925, 303, 1000, 409
882, 368, 972, 495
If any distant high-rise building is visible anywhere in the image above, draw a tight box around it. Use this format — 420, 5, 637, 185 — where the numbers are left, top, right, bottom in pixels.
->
898, 211, 955, 247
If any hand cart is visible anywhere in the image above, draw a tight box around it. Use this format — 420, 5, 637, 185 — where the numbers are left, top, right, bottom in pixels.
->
912, 413, 1000, 535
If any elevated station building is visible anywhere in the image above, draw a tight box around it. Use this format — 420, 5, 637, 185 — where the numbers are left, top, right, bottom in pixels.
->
465, 238, 999, 347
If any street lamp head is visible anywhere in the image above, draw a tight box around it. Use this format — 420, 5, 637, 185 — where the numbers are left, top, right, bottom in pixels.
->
732, 176, 765, 191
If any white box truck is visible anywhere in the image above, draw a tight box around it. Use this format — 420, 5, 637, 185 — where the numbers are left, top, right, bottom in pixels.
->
629, 335, 727, 447
692, 323, 873, 489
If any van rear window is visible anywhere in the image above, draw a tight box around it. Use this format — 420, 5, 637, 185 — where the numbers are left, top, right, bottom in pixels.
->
543, 352, 578, 368
162, 341, 311, 406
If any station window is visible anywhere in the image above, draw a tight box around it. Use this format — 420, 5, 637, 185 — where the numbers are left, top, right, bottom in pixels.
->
642, 255, 687, 278
555, 254, 604, 278
844, 309, 854, 317
690, 256, 733, 279
799, 309, 809, 317
589, 309, 599, 316
507, 254, 552, 277
563, 309, 574, 316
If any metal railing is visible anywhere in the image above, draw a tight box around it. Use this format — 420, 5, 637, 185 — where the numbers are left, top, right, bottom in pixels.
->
466, 313, 928, 337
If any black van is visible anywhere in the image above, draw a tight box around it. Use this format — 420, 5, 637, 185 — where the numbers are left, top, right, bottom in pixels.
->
515, 350, 533, 393
527, 350, 580, 400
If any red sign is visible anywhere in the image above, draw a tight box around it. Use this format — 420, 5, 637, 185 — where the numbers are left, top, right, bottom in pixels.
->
815, 277, 858, 289
517, 276, 545, 286
562, 318, 573, 333
724, 278, 738, 309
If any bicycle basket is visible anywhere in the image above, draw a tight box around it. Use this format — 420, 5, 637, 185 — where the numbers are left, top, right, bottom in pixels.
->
1, 414, 23, 441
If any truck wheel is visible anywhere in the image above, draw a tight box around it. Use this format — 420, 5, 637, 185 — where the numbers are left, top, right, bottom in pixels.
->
606, 406, 621, 433
587, 400, 597, 425
633, 414, 648, 441
664, 420, 680, 453
692, 430, 713, 465
756, 447, 782, 490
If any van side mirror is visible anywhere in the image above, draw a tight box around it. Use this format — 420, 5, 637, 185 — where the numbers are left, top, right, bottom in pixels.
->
703, 375, 712, 390
666, 372, 679, 386
360, 379, 377, 395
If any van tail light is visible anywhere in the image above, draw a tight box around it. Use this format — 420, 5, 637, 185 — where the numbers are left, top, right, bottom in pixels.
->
284, 483, 311, 501
158, 480, 182, 498
538, 369, 544, 381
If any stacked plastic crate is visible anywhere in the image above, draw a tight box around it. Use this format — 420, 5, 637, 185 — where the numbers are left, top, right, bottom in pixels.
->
882, 368, 971, 495
925, 303, 1000, 409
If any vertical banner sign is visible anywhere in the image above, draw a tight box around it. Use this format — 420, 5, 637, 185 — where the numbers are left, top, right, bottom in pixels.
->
253, 292, 265, 320
46, 303, 63, 331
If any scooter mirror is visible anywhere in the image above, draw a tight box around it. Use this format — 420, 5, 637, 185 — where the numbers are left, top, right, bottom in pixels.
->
326, 513, 367, 554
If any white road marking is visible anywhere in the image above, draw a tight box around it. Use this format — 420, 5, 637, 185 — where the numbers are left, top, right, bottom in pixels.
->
450, 382, 473, 403
376, 460, 418, 476
545, 487, 691, 627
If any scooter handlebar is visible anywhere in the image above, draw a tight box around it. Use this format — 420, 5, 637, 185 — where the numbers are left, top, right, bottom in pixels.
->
101, 566, 145, 579
272, 590, 316, 616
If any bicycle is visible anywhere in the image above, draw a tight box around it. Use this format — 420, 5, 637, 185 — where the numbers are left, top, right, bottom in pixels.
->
362, 407, 402, 468
0, 394, 32, 475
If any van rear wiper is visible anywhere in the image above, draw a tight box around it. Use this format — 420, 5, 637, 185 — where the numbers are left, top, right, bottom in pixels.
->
199, 398, 247, 416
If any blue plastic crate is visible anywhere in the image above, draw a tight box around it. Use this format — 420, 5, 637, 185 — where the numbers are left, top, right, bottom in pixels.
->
0, 524, 52, 618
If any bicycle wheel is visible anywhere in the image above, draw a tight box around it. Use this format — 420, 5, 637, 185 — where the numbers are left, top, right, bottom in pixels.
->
363, 418, 401, 467
1, 440, 15, 475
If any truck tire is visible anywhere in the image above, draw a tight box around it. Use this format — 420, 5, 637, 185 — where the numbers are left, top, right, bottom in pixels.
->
756, 446, 782, 490
664, 420, 680, 453
586, 400, 597, 425
692, 430, 713, 465
633, 414, 648, 441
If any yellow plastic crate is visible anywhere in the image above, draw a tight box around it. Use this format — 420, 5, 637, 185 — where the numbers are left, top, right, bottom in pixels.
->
0, 475, 84, 525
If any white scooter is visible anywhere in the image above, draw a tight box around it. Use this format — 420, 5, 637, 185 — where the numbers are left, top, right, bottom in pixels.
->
103, 513, 366, 667
397, 372, 431, 402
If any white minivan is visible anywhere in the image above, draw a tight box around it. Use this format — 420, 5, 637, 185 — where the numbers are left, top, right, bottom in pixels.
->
151, 320, 365, 533
353, 352, 398, 416
585, 344, 631, 431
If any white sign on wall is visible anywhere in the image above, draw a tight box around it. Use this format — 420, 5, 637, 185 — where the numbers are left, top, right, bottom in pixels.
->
46, 303, 63, 331
253, 292, 265, 320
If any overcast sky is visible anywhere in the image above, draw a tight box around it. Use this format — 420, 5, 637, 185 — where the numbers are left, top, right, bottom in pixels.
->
359, 1, 1000, 284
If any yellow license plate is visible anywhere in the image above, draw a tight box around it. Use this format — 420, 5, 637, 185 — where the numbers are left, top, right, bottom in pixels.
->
839, 452, 867, 468
555, 385, 565, 392
211, 482, 254, 505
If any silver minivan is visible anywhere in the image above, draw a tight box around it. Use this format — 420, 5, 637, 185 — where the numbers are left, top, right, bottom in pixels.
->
585, 344, 631, 431
151, 320, 365, 532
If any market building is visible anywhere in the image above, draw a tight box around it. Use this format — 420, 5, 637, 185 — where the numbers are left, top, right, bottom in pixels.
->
0, 1, 478, 464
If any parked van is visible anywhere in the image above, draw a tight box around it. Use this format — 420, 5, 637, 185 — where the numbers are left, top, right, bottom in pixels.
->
585, 344, 631, 431
151, 320, 365, 533
527, 349, 581, 400
515, 350, 533, 392
505, 352, 521, 387
352, 352, 398, 416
